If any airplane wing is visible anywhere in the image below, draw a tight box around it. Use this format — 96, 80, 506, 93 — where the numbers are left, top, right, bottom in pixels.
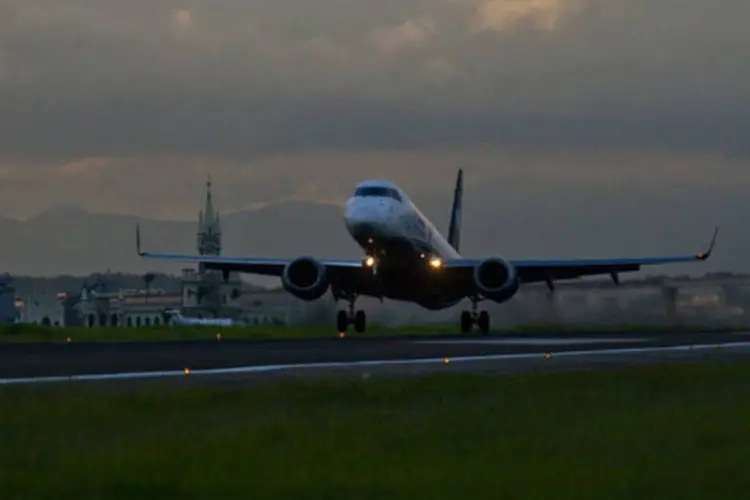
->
445, 226, 719, 288
136, 224, 718, 292
135, 225, 363, 278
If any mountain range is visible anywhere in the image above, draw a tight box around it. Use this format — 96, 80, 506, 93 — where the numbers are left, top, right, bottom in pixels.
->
0, 201, 357, 278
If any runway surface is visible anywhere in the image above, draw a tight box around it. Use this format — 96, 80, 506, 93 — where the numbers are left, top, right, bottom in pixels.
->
3, 330, 750, 384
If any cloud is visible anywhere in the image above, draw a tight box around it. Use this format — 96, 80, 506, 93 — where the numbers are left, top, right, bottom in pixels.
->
0, 0, 749, 162
474, 0, 585, 32
172, 8, 192, 29
3, 3, 750, 277
370, 17, 437, 54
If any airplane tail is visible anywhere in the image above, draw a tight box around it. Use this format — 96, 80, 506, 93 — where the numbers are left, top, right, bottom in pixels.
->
447, 168, 463, 252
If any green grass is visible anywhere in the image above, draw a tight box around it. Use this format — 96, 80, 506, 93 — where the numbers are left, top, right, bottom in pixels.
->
2, 361, 750, 499
0, 322, 746, 343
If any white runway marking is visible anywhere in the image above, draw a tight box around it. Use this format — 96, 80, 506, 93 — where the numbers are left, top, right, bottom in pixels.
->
415, 337, 651, 346
1, 341, 750, 385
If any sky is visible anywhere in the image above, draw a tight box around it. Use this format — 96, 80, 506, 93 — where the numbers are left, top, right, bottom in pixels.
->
0, 0, 749, 247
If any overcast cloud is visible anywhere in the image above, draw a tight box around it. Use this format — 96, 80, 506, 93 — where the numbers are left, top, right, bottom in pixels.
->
2, 0, 749, 160
0, 0, 749, 231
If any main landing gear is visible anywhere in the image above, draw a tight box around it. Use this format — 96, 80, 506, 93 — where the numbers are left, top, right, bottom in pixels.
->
460, 298, 490, 335
336, 294, 366, 334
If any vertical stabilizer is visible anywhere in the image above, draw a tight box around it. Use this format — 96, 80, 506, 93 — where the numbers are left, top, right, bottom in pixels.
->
448, 168, 463, 252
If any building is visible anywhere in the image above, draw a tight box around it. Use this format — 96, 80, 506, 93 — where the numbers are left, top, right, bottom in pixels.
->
15, 293, 66, 326
181, 176, 245, 319
75, 287, 183, 327
68, 177, 301, 327
197, 175, 222, 257
12, 178, 327, 328
0, 276, 18, 324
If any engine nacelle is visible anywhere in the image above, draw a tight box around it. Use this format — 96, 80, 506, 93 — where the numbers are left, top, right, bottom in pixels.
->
472, 257, 520, 303
281, 256, 329, 301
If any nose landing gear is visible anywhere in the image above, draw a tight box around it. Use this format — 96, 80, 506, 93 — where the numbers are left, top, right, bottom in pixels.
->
460, 298, 490, 335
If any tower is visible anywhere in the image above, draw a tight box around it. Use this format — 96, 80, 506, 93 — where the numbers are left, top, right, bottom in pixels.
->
182, 175, 243, 320
197, 175, 222, 256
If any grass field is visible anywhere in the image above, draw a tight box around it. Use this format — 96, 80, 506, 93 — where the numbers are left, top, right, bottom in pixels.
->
2, 361, 750, 499
0, 322, 745, 343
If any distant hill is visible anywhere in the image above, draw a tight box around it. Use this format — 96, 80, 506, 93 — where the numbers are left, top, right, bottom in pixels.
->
0, 201, 355, 277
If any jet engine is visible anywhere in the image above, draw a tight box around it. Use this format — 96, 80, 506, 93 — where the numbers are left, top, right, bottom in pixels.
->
472, 257, 520, 303
281, 256, 329, 301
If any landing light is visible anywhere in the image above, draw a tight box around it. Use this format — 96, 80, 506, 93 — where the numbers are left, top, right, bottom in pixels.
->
365, 256, 376, 267
429, 257, 443, 269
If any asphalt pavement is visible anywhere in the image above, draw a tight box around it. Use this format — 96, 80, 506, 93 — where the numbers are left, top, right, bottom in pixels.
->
2, 330, 750, 383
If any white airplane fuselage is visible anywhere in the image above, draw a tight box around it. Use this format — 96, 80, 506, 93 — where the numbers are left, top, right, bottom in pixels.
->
344, 180, 459, 259
341, 180, 465, 309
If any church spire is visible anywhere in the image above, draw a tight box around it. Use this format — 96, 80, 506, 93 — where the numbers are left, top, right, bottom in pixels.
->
197, 174, 221, 255
204, 174, 214, 226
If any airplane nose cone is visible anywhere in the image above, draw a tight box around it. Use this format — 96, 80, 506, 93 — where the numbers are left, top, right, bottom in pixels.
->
345, 199, 389, 223
344, 199, 392, 238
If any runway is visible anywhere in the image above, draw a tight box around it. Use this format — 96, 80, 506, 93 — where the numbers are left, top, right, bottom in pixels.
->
3, 330, 750, 384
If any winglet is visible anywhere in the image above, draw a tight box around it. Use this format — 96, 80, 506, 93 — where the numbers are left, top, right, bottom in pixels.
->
136, 224, 143, 256
697, 226, 719, 260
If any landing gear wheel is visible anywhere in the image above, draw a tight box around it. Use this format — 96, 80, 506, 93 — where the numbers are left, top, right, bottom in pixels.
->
460, 311, 473, 333
337, 310, 349, 334
477, 311, 490, 335
459, 298, 490, 334
336, 293, 366, 335
354, 310, 367, 333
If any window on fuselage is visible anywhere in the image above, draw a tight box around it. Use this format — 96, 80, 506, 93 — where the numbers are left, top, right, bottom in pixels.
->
354, 186, 402, 202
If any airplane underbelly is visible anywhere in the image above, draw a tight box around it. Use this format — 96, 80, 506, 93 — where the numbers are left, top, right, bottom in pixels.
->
355, 267, 464, 309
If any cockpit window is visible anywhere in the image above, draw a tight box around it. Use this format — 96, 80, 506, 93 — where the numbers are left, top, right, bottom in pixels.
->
354, 186, 402, 202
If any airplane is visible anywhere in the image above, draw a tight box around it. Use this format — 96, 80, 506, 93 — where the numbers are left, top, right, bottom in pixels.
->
135, 169, 719, 335
164, 309, 235, 327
